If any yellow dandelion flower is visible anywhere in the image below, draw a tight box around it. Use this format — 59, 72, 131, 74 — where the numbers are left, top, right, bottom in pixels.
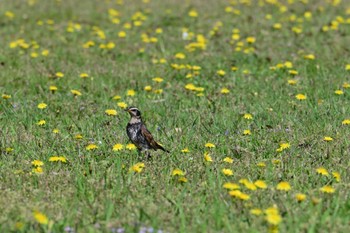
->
323, 136, 333, 141
55, 72, 64, 78
257, 162, 266, 167
289, 70, 298, 75
342, 119, 350, 125
316, 167, 329, 176
2, 94, 11, 99
33, 211, 48, 225
335, 90, 344, 95
288, 80, 297, 85
130, 162, 145, 173
178, 177, 188, 183
80, 73, 89, 78
304, 11, 312, 19
37, 103, 47, 109
106, 42, 115, 49
243, 129, 251, 135
276, 63, 284, 69
276, 142, 290, 152
144, 85, 152, 91
113, 143, 124, 151
172, 168, 185, 176
181, 148, 190, 153
49, 86, 57, 92
118, 31, 126, 38
343, 82, 350, 89
320, 185, 335, 193
223, 157, 233, 163
30, 52, 39, 58
105, 109, 117, 116
304, 54, 315, 60
5, 11, 15, 19
205, 142, 215, 148
134, 21, 143, 27
295, 94, 306, 100
86, 144, 98, 150
159, 58, 167, 64
284, 61, 293, 68
243, 181, 257, 191
126, 143, 137, 150
243, 113, 253, 119
222, 168, 233, 176
265, 206, 279, 216
117, 102, 128, 109
152, 77, 163, 83
250, 208, 263, 215
254, 180, 267, 189
246, 37, 256, 43
237, 192, 250, 200
223, 182, 240, 190
188, 10, 198, 17
153, 89, 163, 94
112, 95, 121, 100
53, 129, 59, 134
272, 159, 281, 165
83, 41, 95, 48
265, 212, 282, 225
71, 90, 82, 96
155, 28, 163, 34
276, 181, 291, 191
220, 88, 230, 94
345, 64, 350, 71
229, 190, 250, 200
49, 156, 67, 163
239, 179, 249, 184
126, 89, 136, 96
204, 152, 213, 162
37, 120, 46, 126
295, 193, 307, 202
217, 70, 226, 76
6, 147, 14, 153
228, 190, 241, 197
32, 166, 43, 174
74, 134, 83, 140
123, 23, 131, 29
32, 160, 44, 167
231, 66, 238, 71
292, 27, 303, 34
175, 53, 186, 59
312, 197, 321, 205
332, 172, 341, 182
41, 50, 49, 56
273, 23, 282, 30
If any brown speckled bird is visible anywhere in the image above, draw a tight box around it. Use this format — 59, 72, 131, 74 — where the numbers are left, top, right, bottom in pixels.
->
125, 107, 169, 158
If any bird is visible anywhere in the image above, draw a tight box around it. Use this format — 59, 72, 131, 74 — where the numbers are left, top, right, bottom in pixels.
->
125, 106, 169, 158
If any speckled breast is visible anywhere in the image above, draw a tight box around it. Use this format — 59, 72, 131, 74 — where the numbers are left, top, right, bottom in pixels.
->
126, 123, 151, 150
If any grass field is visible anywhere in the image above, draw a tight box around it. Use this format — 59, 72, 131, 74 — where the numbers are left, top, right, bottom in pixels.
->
1, 0, 350, 232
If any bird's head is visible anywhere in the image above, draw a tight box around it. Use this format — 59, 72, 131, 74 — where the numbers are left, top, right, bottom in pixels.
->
125, 106, 142, 119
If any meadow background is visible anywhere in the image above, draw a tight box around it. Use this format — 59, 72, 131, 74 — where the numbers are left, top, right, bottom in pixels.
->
1, 0, 350, 232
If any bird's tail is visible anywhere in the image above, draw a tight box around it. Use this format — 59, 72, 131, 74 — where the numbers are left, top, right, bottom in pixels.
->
156, 143, 170, 153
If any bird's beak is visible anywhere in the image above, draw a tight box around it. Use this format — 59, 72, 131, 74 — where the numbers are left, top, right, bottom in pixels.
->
125, 108, 130, 112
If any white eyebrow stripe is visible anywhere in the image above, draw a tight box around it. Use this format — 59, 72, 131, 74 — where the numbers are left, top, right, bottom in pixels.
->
129, 108, 139, 111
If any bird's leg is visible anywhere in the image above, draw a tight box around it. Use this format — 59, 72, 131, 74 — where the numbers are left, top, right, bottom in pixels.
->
145, 150, 152, 160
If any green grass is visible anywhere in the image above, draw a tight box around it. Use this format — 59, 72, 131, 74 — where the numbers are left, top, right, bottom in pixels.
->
1, 0, 350, 232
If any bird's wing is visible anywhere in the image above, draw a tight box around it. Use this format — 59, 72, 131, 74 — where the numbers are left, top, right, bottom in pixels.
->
141, 124, 170, 153
140, 124, 159, 149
